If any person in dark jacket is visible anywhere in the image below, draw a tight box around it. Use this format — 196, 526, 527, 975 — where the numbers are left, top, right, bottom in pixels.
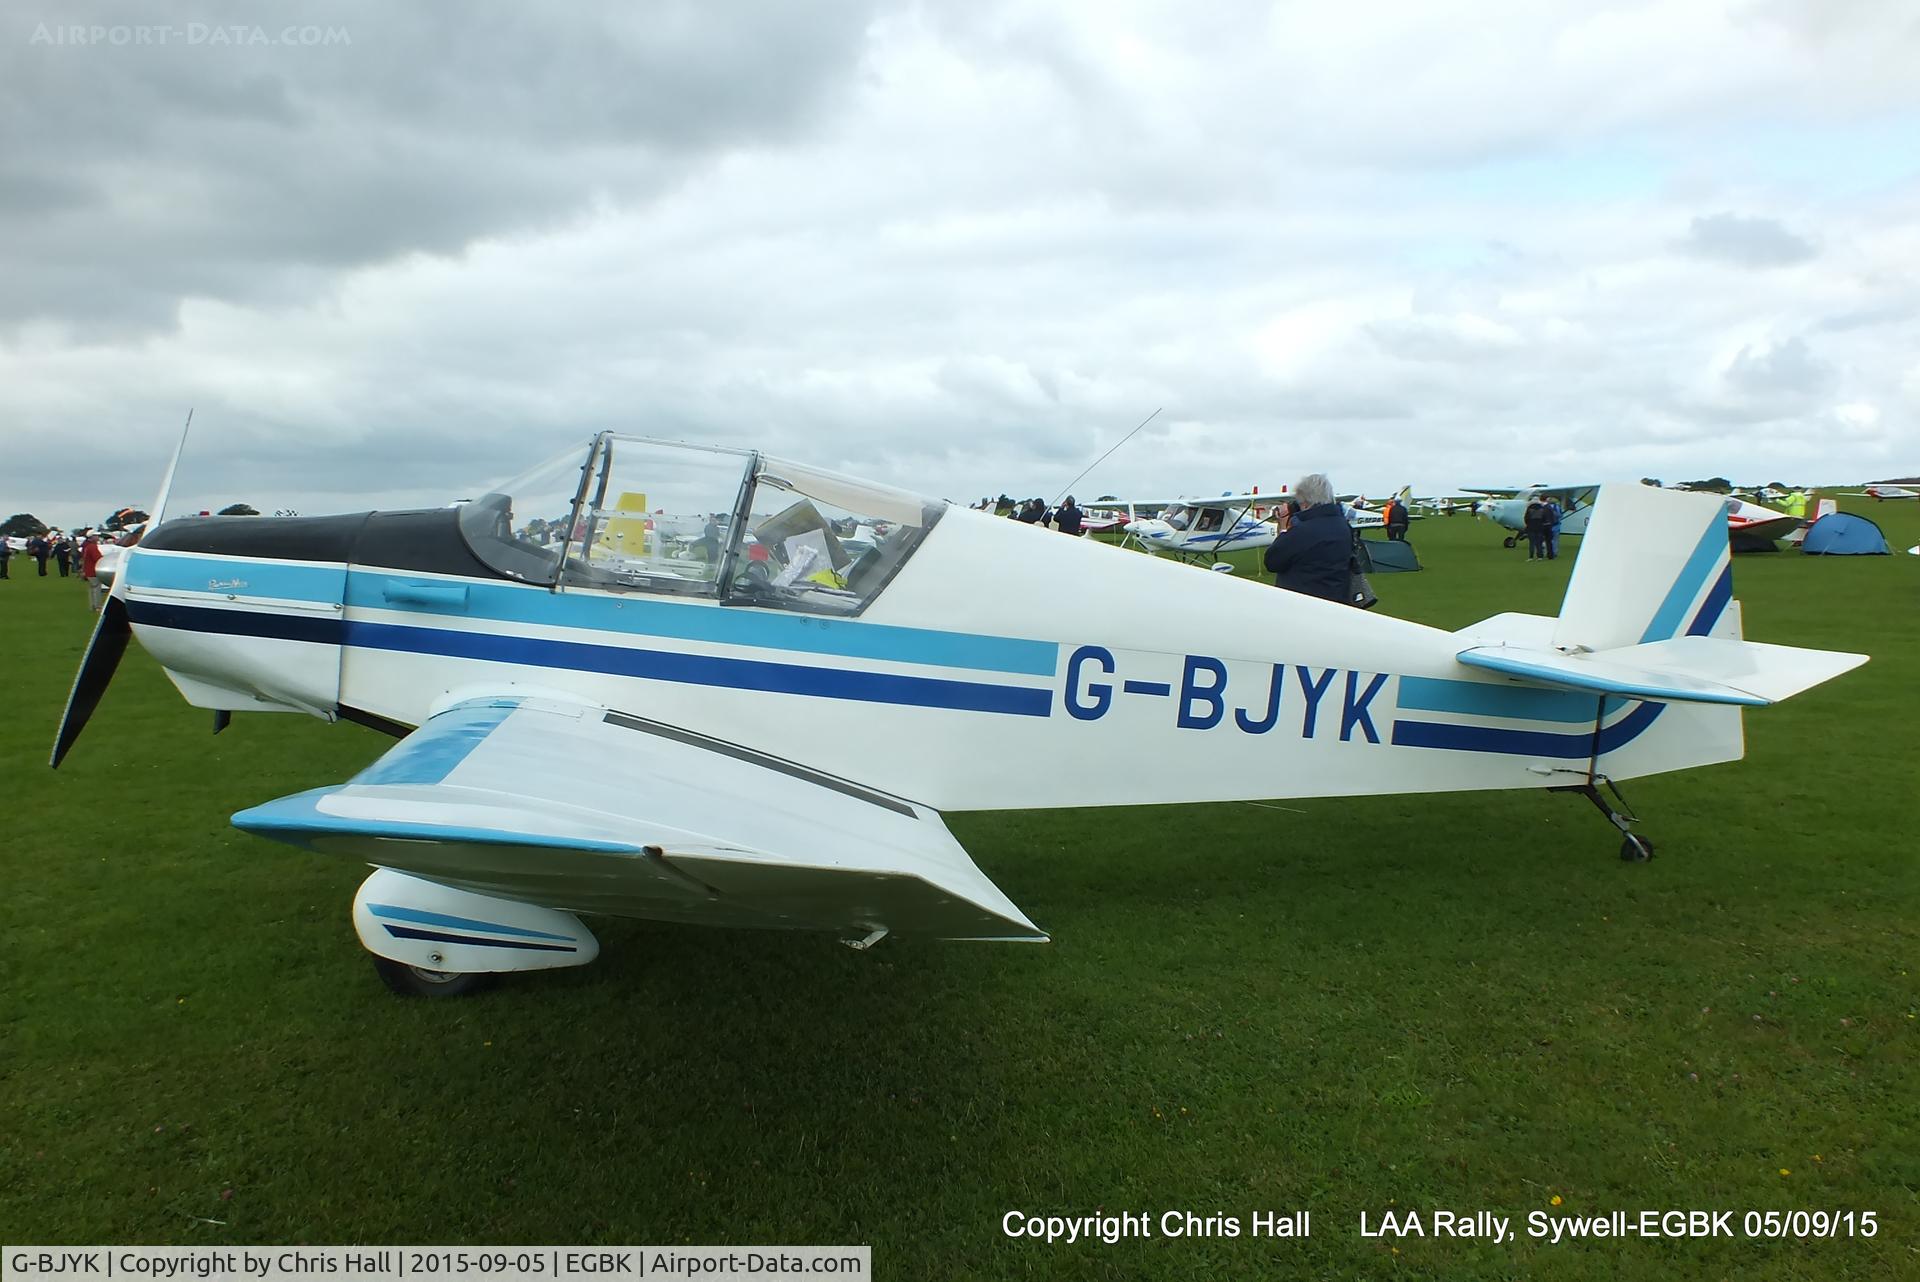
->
1522, 494, 1550, 561
1385, 496, 1410, 542
1051, 496, 1083, 535
1263, 473, 1352, 604
28, 535, 50, 576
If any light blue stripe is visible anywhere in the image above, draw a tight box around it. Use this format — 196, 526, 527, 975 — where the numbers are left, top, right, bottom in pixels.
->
232, 788, 648, 855
346, 571, 1058, 676
353, 701, 516, 786
1642, 506, 1730, 643
128, 552, 344, 600
132, 552, 1057, 676
1398, 675, 1624, 723
368, 902, 573, 941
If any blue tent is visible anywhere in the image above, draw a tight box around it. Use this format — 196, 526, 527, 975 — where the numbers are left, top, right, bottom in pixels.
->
1801, 512, 1889, 555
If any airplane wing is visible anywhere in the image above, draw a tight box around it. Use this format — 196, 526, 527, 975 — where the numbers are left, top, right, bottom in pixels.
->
1091, 492, 1273, 506
1464, 484, 1599, 501
232, 696, 1046, 942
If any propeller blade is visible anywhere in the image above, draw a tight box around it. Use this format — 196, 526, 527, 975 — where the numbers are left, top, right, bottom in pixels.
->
51, 412, 192, 768
50, 594, 132, 768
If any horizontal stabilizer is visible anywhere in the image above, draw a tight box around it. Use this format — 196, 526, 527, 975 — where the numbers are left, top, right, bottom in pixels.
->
1457, 636, 1867, 706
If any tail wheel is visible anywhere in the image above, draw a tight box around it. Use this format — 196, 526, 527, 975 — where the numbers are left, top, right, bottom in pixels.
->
372, 955, 493, 999
1502, 535, 1517, 549
1619, 835, 1656, 863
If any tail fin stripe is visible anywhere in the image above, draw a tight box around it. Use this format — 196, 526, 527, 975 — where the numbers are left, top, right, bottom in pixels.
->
1641, 508, 1730, 643
1684, 566, 1733, 637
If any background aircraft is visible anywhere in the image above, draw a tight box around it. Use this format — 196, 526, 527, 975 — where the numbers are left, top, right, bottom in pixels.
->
1115, 486, 1409, 562
1340, 486, 1415, 528
1122, 493, 1277, 561
1467, 484, 1600, 547
1848, 484, 1919, 501
55, 433, 1865, 997
1724, 497, 1802, 546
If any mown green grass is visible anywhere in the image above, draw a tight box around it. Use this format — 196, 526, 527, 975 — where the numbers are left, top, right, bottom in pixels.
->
3, 504, 1916, 1279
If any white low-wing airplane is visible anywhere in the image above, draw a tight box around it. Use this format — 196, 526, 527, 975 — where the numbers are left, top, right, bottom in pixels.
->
1724, 497, 1802, 544
55, 432, 1867, 996
1846, 483, 1919, 501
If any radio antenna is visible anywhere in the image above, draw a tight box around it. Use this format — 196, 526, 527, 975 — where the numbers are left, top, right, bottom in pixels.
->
1053, 407, 1162, 506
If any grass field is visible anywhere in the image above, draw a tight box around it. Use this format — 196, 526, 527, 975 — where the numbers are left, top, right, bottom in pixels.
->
3, 502, 1916, 1279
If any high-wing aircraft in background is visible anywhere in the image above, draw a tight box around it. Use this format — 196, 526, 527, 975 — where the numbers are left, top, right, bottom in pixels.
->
1116, 485, 1412, 562
1475, 485, 1809, 551
55, 432, 1866, 997
1467, 484, 1601, 547
1846, 483, 1919, 501
1121, 493, 1276, 562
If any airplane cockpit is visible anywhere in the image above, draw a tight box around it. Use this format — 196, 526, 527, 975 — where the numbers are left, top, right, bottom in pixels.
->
457, 434, 944, 617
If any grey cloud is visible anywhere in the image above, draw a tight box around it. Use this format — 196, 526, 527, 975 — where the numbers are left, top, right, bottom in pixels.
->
0, 1, 878, 334
1722, 336, 1835, 399
1679, 213, 1817, 268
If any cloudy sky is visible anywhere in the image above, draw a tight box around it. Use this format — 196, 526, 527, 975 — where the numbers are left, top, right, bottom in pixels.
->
3, 0, 1917, 526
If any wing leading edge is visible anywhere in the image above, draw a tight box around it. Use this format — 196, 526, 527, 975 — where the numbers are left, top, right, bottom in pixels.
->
233, 697, 1045, 942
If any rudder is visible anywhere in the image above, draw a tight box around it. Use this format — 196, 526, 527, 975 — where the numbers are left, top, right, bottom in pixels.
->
1553, 485, 1732, 651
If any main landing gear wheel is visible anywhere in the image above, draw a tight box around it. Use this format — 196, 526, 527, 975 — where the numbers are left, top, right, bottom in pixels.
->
1502, 535, 1518, 548
372, 955, 493, 999
1619, 834, 1656, 863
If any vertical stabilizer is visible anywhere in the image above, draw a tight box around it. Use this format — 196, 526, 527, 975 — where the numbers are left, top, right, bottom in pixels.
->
1552, 485, 1731, 652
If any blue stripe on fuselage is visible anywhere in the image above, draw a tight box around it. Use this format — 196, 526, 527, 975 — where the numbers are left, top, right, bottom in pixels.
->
1392, 700, 1662, 758
127, 552, 345, 600
1397, 676, 1624, 724
124, 601, 1053, 718
130, 551, 1058, 676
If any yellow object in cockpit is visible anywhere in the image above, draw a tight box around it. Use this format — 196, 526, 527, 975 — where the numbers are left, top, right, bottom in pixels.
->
598, 491, 651, 558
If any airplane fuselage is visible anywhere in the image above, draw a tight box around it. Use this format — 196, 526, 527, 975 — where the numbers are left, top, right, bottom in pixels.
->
126, 504, 1727, 815
1484, 497, 1593, 537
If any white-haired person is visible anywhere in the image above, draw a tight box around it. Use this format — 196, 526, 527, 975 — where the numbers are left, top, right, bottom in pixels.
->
1263, 473, 1352, 603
